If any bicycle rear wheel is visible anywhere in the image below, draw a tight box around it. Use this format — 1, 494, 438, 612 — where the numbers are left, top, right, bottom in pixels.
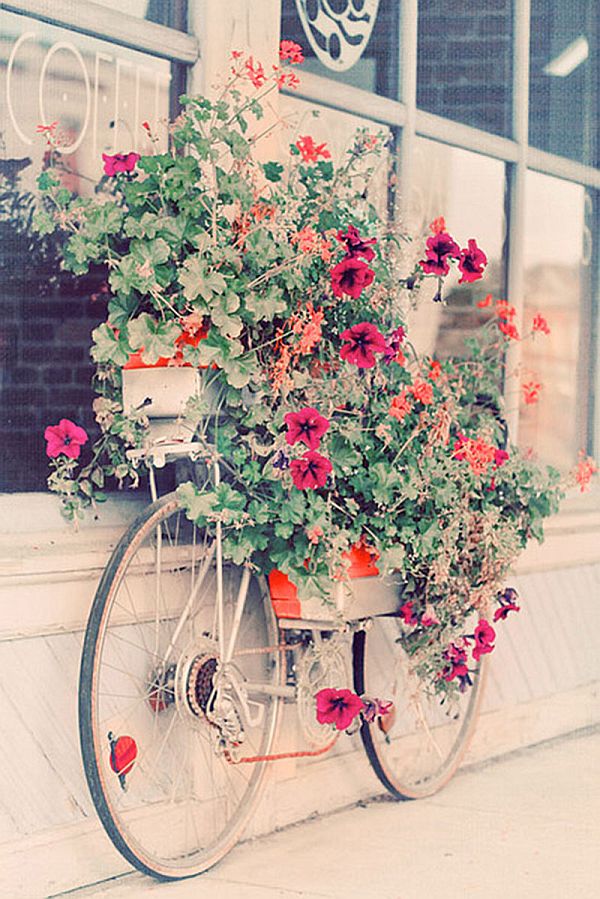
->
79, 492, 281, 880
353, 616, 486, 799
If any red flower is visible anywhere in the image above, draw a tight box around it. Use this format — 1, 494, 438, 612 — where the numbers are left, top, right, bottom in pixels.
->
340, 322, 387, 368
429, 360, 442, 380
498, 320, 520, 341
411, 378, 434, 405
290, 451, 332, 490
493, 603, 520, 621
419, 231, 460, 276
477, 293, 493, 308
496, 299, 516, 321
336, 225, 377, 262
275, 70, 300, 90
472, 619, 496, 661
532, 313, 550, 335
457, 239, 487, 283
285, 407, 330, 450
244, 56, 266, 88
294, 135, 331, 163
316, 688, 364, 731
102, 152, 140, 176
522, 380, 542, 405
330, 256, 375, 299
279, 40, 304, 64
389, 390, 412, 422
45, 419, 89, 459
399, 601, 417, 625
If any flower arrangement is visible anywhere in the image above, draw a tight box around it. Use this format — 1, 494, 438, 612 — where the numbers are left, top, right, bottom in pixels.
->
35, 42, 596, 700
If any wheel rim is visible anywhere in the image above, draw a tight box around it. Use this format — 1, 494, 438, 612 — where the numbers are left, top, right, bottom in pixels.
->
81, 496, 280, 878
355, 616, 486, 799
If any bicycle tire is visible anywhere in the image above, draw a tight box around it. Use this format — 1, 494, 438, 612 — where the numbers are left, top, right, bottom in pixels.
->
353, 620, 487, 800
79, 492, 282, 880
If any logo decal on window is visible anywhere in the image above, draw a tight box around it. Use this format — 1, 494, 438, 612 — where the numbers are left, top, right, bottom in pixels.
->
294, 0, 380, 72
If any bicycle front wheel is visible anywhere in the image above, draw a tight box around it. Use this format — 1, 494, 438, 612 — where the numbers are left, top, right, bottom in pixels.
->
79, 493, 281, 880
353, 616, 486, 799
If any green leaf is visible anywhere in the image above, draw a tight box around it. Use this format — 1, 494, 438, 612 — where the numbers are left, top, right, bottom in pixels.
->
211, 292, 243, 338
32, 210, 55, 236
91, 323, 132, 366
245, 286, 286, 322
262, 161, 284, 182
221, 352, 259, 389
177, 482, 215, 523
127, 313, 181, 364
108, 294, 139, 329
179, 256, 227, 303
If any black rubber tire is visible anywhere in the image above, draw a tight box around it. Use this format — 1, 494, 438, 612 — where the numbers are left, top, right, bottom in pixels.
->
79, 492, 281, 880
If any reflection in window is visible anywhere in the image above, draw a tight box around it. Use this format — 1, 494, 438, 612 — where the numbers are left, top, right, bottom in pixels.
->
529, 0, 598, 166
520, 173, 590, 470
407, 138, 506, 358
281, 0, 400, 98
92, 0, 188, 30
0, 12, 171, 491
417, 0, 513, 137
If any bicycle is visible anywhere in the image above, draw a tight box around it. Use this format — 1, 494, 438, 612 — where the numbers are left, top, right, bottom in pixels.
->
77, 427, 487, 881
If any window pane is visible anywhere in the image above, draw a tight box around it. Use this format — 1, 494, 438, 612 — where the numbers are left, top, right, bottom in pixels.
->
417, 0, 513, 137
0, 13, 171, 491
529, 0, 598, 166
520, 173, 591, 469
406, 138, 506, 357
281, 0, 401, 99
92, 0, 188, 31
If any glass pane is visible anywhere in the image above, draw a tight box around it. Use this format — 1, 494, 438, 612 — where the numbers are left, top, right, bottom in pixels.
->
417, 0, 513, 137
92, 0, 188, 31
406, 138, 506, 357
520, 172, 591, 469
529, 0, 598, 166
281, 0, 401, 99
0, 12, 171, 491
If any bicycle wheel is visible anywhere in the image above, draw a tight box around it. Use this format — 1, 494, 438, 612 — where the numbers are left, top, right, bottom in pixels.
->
79, 492, 281, 880
353, 617, 487, 799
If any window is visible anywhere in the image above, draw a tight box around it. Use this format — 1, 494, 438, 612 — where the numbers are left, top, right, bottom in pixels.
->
0, 3, 192, 491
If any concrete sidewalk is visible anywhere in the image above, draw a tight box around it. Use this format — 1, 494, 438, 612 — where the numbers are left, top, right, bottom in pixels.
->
64, 729, 599, 899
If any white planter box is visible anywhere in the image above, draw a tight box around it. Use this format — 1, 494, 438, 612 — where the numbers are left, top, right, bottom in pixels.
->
289, 574, 403, 623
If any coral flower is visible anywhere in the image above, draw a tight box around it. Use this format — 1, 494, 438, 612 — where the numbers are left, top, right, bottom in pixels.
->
102, 152, 140, 176
389, 390, 412, 422
336, 225, 377, 262
295, 135, 331, 163
419, 231, 460, 276
330, 257, 375, 299
498, 320, 520, 341
457, 239, 487, 283
429, 216, 446, 234
411, 378, 434, 405
522, 380, 542, 405
340, 322, 387, 368
532, 313, 550, 335
316, 688, 364, 731
285, 407, 330, 450
279, 40, 304, 64
429, 360, 442, 380
244, 56, 266, 88
477, 293, 493, 308
290, 451, 332, 490
574, 453, 598, 492
45, 419, 89, 459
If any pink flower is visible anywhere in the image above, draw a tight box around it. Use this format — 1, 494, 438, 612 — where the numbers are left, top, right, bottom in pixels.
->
316, 688, 364, 731
294, 135, 331, 163
419, 231, 460, 276
285, 407, 330, 450
383, 325, 406, 364
102, 152, 140, 176
340, 322, 386, 369
421, 604, 440, 626
532, 313, 550, 335
330, 257, 375, 299
472, 619, 496, 661
306, 525, 324, 544
290, 451, 332, 490
244, 56, 266, 88
574, 453, 598, 492
279, 40, 304, 64
522, 380, 542, 404
361, 696, 393, 724
399, 601, 417, 625
44, 419, 89, 459
457, 239, 487, 283
494, 448, 509, 467
336, 225, 377, 262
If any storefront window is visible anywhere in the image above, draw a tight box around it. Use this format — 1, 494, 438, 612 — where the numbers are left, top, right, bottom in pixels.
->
417, 0, 513, 137
0, 12, 174, 491
407, 138, 506, 357
281, 0, 401, 99
93, 0, 188, 31
529, 0, 598, 166
520, 172, 590, 469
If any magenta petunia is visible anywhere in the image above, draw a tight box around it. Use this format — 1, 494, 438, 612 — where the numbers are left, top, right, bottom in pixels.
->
457, 239, 487, 284
315, 687, 365, 731
330, 256, 375, 299
494, 448, 509, 467
336, 225, 377, 262
285, 407, 330, 450
44, 419, 89, 459
472, 618, 496, 661
419, 231, 460, 277
102, 152, 141, 176
290, 450, 332, 490
493, 603, 520, 622
442, 643, 469, 682
399, 600, 417, 626
340, 322, 387, 369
